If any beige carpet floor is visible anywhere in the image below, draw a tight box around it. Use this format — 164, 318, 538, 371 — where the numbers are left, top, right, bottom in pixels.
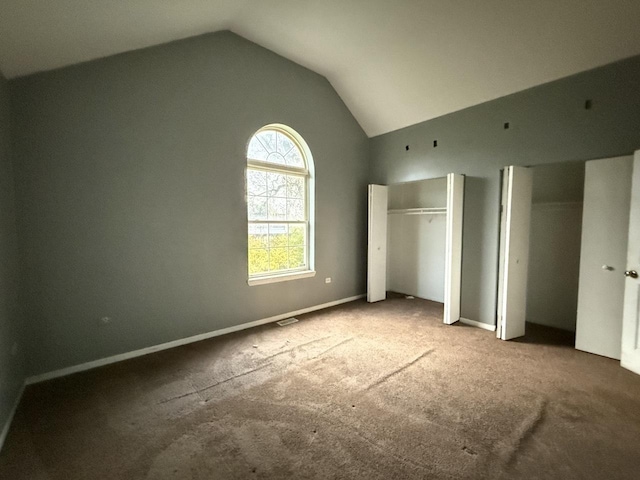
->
2, 296, 640, 479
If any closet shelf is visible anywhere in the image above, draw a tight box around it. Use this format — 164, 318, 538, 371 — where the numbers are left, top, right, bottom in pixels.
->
388, 207, 447, 215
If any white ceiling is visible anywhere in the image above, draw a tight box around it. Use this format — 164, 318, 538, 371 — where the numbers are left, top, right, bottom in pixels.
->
2, 0, 640, 137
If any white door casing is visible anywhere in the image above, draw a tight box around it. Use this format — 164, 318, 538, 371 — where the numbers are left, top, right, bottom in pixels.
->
367, 184, 388, 302
575, 156, 633, 360
444, 173, 464, 324
497, 166, 533, 340
621, 151, 640, 375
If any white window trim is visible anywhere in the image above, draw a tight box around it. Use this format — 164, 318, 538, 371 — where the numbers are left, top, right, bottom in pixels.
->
246, 124, 315, 286
247, 269, 316, 286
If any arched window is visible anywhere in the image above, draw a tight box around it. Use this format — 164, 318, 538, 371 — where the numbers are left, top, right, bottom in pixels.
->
246, 124, 315, 285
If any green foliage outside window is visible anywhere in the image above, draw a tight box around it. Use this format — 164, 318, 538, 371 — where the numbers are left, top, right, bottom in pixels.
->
248, 226, 306, 275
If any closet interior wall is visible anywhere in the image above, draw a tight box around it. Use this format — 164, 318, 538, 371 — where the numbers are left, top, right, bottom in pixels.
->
526, 162, 585, 332
386, 177, 447, 302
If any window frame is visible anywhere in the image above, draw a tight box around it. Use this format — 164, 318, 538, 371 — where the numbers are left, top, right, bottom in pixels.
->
246, 124, 316, 286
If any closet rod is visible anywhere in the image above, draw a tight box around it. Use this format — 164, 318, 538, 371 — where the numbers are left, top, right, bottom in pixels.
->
388, 207, 447, 216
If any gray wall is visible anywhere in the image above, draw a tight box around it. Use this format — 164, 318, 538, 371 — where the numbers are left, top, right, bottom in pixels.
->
371, 55, 640, 326
11, 31, 369, 376
527, 162, 585, 332
0, 71, 25, 440
531, 161, 585, 204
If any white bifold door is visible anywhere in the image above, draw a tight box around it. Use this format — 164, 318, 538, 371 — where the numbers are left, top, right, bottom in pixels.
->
367, 184, 388, 302
497, 166, 533, 340
444, 174, 464, 324
621, 150, 640, 375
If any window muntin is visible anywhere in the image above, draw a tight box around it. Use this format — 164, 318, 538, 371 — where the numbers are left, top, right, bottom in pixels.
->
247, 126, 312, 280
247, 130, 306, 168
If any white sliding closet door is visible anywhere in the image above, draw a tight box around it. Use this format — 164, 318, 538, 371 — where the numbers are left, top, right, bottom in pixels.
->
368, 185, 388, 302
444, 174, 464, 324
497, 166, 533, 340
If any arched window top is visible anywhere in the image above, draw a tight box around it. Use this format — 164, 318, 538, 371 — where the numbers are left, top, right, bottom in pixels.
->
247, 125, 308, 171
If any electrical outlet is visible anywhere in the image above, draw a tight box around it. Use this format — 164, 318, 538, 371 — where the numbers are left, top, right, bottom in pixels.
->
11, 342, 18, 356
325, 277, 332, 284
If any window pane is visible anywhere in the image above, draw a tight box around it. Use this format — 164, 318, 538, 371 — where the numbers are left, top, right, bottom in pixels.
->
268, 224, 288, 248
247, 137, 268, 162
257, 131, 276, 153
286, 175, 304, 199
287, 199, 304, 221
267, 172, 287, 197
288, 224, 306, 246
266, 152, 286, 165
249, 248, 269, 274
247, 169, 267, 197
268, 198, 286, 220
284, 147, 305, 168
248, 224, 268, 249
289, 247, 305, 269
248, 196, 267, 221
276, 131, 295, 155
269, 247, 288, 271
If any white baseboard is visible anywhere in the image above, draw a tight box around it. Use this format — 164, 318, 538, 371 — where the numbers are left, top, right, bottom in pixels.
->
26, 294, 366, 385
0, 381, 25, 453
460, 317, 497, 332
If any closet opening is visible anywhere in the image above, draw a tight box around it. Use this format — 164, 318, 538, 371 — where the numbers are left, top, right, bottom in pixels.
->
497, 157, 634, 358
526, 162, 585, 344
497, 162, 585, 342
367, 173, 464, 325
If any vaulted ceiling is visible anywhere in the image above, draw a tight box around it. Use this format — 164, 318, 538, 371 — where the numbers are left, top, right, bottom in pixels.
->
2, 0, 640, 136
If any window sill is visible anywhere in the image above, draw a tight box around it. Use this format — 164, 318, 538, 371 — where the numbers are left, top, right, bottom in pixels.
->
248, 270, 316, 286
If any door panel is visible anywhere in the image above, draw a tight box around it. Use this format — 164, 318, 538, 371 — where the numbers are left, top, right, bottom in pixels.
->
576, 156, 633, 360
621, 151, 640, 374
367, 185, 388, 302
444, 173, 464, 324
497, 166, 533, 340
496, 170, 509, 340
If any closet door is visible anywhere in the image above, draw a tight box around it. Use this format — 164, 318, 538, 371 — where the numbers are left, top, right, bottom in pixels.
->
575, 156, 632, 359
621, 150, 640, 375
368, 185, 388, 302
497, 166, 533, 340
444, 174, 464, 324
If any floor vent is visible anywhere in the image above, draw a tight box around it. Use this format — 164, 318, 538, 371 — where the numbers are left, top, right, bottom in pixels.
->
277, 318, 299, 327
